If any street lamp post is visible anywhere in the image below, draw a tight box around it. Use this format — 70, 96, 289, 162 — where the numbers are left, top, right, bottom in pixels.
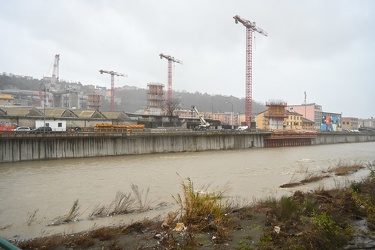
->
40, 82, 46, 132
226, 101, 233, 130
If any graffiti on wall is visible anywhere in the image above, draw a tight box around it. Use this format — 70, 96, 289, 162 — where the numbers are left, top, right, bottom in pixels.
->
321, 115, 341, 131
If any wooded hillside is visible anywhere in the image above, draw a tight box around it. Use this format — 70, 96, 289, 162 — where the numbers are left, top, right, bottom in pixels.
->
0, 73, 266, 114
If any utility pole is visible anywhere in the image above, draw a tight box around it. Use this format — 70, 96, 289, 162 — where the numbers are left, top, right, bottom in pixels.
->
159, 53, 182, 105
99, 70, 127, 111
226, 101, 233, 130
233, 15, 267, 128
304, 91, 307, 118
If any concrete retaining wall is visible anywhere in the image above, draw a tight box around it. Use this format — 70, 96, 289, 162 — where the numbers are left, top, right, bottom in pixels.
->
0, 132, 264, 163
312, 133, 375, 145
2, 132, 374, 163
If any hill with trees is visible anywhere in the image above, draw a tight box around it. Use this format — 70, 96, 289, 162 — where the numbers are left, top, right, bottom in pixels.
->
0, 73, 266, 115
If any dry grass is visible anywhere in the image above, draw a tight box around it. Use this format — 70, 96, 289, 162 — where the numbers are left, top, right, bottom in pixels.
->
280, 170, 330, 188
13, 163, 375, 249
109, 191, 135, 216
280, 162, 367, 188
26, 209, 39, 226
65, 233, 95, 248
88, 203, 109, 219
300, 171, 330, 184
0, 209, 12, 230
328, 162, 364, 176
88, 184, 153, 219
131, 183, 152, 211
173, 178, 230, 228
91, 227, 117, 241
51, 199, 81, 225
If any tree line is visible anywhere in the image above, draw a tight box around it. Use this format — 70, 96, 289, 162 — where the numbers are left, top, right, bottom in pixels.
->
0, 73, 266, 114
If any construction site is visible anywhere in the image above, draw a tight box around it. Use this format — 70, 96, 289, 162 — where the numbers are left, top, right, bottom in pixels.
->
0, 15, 356, 149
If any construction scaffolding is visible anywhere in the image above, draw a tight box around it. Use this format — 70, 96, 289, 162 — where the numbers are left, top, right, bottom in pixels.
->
264, 101, 287, 130
147, 83, 164, 108
87, 94, 101, 110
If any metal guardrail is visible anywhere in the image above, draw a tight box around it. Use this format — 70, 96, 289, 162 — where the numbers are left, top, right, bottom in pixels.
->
0, 237, 21, 250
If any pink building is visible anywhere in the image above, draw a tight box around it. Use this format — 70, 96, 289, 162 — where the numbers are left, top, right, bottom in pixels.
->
287, 103, 322, 130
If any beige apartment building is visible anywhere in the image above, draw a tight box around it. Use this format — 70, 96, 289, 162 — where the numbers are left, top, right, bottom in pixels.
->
342, 117, 359, 130
0, 94, 14, 106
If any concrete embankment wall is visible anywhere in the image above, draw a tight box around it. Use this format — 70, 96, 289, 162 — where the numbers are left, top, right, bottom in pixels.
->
2, 132, 375, 163
312, 133, 375, 145
0, 132, 265, 163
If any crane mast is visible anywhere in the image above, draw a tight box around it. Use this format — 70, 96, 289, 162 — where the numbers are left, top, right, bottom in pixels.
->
51, 54, 60, 87
99, 70, 127, 111
159, 53, 182, 105
39, 54, 60, 104
233, 15, 267, 127
191, 105, 210, 130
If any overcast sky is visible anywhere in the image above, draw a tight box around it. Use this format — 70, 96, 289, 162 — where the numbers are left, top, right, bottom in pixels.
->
1, 0, 374, 118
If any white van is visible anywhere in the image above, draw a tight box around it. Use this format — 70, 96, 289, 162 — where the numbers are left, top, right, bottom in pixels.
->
35, 120, 66, 132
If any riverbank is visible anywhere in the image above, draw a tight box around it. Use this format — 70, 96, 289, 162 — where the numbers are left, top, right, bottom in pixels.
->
13, 162, 375, 249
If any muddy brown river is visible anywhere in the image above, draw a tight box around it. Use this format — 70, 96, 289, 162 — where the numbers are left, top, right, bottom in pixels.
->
1, 142, 374, 240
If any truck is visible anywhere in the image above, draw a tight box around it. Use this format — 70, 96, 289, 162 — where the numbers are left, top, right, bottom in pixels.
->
35, 120, 66, 132
191, 105, 210, 130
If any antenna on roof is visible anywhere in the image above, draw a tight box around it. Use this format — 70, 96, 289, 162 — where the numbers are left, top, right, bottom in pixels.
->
304, 91, 307, 118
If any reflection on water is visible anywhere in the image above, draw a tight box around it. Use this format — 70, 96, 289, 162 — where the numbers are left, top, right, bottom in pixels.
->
0, 142, 374, 240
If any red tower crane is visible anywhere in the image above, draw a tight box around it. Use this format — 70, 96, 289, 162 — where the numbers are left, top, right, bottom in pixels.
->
233, 15, 268, 127
159, 53, 182, 104
99, 70, 127, 111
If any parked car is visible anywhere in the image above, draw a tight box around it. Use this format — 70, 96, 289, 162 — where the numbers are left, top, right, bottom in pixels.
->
237, 126, 249, 131
13, 126, 31, 134
32, 126, 52, 133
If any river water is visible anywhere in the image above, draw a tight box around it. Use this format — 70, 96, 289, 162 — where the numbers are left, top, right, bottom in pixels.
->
1, 142, 374, 240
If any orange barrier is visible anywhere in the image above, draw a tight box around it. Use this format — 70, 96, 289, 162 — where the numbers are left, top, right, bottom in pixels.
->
94, 124, 145, 131
0, 124, 16, 134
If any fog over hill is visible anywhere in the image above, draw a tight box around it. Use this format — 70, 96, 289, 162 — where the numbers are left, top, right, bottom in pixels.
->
0, 73, 266, 115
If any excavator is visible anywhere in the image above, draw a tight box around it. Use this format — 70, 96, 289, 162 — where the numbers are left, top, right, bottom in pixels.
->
191, 105, 210, 130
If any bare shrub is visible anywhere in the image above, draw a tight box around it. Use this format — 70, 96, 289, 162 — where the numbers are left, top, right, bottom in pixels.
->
88, 203, 109, 219
52, 199, 81, 225
89, 184, 155, 219
131, 184, 151, 212
27, 209, 39, 226
109, 191, 135, 216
